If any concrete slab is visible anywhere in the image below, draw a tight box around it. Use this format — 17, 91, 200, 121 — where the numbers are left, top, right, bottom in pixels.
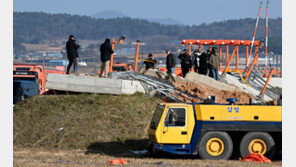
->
46, 73, 145, 95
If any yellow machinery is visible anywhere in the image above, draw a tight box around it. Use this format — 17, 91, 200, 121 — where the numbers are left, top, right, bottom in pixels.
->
148, 98, 282, 160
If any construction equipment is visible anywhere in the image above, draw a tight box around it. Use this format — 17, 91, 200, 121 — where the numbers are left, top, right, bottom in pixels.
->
13, 64, 65, 104
264, 0, 270, 77
109, 36, 126, 73
181, 39, 263, 75
248, 0, 263, 68
148, 98, 282, 160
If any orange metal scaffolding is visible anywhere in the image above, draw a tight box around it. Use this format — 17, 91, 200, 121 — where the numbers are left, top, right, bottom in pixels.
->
181, 39, 263, 78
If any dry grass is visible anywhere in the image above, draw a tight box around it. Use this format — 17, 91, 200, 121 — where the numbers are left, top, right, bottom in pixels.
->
14, 93, 161, 151
14, 147, 281, 167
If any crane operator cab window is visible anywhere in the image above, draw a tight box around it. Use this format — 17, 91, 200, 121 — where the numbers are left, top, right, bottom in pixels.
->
164, 108, 186, 127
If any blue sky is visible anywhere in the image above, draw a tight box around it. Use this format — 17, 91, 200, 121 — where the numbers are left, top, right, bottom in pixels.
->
13, 0, 282, 25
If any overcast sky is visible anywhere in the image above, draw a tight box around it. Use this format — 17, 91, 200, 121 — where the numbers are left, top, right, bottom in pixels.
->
13, 0, 282, 25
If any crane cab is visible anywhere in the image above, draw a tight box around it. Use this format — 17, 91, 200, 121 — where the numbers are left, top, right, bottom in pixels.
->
148, 103, 196, 154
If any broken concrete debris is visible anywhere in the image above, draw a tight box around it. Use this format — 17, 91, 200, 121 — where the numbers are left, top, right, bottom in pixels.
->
45, 69, 279, 104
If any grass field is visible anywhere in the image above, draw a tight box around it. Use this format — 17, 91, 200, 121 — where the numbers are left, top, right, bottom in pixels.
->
14, 93, 161, 150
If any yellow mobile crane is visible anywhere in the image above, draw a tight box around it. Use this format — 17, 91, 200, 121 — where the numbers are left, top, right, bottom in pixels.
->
148, 98, 281, 160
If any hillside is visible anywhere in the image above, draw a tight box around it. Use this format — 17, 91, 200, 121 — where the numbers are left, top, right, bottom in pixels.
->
90, 10, 127, 19
13, 93, 162, 152
90, 10, 182, 25
13, 12, 282, 54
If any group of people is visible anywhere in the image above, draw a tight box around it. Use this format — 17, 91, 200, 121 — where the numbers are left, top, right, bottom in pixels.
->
165, 47, 221, 80
66, 35, 114, 78
65, 34, 220, 80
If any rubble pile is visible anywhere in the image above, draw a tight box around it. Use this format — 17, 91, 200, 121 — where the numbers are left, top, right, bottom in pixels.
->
173, 80, 253, 104
143, 69, 253, 104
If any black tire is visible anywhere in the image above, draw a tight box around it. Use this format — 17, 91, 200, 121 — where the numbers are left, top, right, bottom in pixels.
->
148, 143, 156, 157
198, 131, 233, 160
240, 132, 275, 159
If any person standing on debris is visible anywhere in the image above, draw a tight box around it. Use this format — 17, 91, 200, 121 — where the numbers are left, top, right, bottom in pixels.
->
193, 49, 201, 72
66, 35, 80, 74
206, 49, 212, 76
208, 47, 220, 81
99, 38, 114, 78
144, 53, 157, 70
166, 49, 176, 74
198, 52, 208, 75
178, 49, 192, 78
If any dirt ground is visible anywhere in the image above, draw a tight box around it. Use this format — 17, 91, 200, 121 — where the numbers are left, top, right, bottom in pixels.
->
14, 147, 281, 167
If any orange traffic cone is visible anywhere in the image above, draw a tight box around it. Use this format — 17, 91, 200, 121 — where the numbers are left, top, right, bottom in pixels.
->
242, 153, 271, 163
108, 159, 128, 165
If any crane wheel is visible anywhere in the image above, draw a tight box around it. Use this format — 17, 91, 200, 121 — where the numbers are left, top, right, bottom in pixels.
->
198, 131, 233, 160
148, 143, 157, 157
240, 132, 275, 159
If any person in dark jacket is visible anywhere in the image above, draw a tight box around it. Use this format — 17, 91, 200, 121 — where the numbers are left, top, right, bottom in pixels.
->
193, 49, 201, 72
206, 49, 212, 76
143, 53, 157, 70
208, 47, 221, 80
178, 49, 192, 78
166, 49, 176, 74
198, 52, 208, 75
66, 35, 80, 74
99, 38, 114, 78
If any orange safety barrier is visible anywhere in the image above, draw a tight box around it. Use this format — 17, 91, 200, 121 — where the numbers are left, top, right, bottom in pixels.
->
242, 153, 271, 163
108, 159, 128, 165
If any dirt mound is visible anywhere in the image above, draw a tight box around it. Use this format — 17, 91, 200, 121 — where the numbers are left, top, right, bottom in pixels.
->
173, 80, 253, 104
13, 93, 162, 150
